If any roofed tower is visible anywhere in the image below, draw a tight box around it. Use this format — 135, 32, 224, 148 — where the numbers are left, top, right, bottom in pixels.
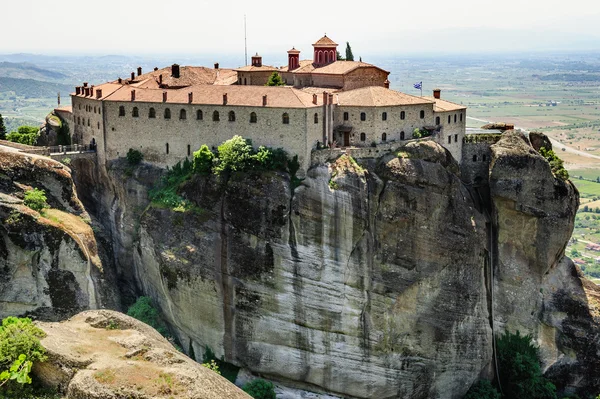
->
313, 34, 338, 67
287, 47, 300, 71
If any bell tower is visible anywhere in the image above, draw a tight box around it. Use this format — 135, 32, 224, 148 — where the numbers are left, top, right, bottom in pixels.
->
312, 34, 338, 67
288, 47, 300, 70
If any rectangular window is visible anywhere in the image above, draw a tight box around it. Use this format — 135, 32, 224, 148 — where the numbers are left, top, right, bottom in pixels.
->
343, 112, 349, 121
454, 134, 458, 143
187, 144, 191, 156
448, 136, 452, 144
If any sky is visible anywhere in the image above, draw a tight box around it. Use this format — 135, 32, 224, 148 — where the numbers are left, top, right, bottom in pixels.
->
2, 0, 600, 58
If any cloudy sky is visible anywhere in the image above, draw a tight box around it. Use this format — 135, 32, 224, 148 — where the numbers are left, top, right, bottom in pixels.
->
2, 0, 599, 57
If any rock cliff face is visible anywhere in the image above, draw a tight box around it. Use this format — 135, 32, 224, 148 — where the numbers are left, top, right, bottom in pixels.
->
0, 148, 118, 320
60, 135, 598, 398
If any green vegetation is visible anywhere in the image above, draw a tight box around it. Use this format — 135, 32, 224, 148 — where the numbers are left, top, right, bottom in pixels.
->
192, 145, 214, 174
0, 317, 47, 395
202, 346, 239, 383
412, 128, 431, 139
126, 148, 143, 165
127, 296, 168, 336
56, 121, 70, 146
345, 42, 354, 61
6, 126, 39, 146
148, 158, 197, 212
242, 379, 276, 399
0, 77, 72, 99
463, 380, 501, 399
23, 188, 48, 212
497, 330, 557, 399
0, 113, 6, 140
265, 72, 285, 86
539, 147, 569, 181
201, 359, 220, 375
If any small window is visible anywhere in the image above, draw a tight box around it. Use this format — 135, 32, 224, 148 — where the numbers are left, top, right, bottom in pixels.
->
97, 122, 100, 129
187, 144, 191, 156
94, 106, 97, 113
228, 111, 235, 122
282, 113, 289, 124
454, 134, 458, 143
164, 108, 171, 119
382, 133, 387, 142
473, 154, 478, 162
360, 112, 366, 121
360, 132, 366, 141
400, 131, 405, 140
454, 114, 457, 123
132, 107, 139, 117
87, 119, 90, 126
180, 109, 187, 120
77, 117, 81, 125
250, 112, 257, 123
436, 116, 440, 125
483, 154, 487, 162
99, 109, 101, 115
343, 112, 349, 121
382, 112, 387, 121
166, 143, 169, 154
149, 108, 156, 118
400, 111, 405, 120
244, 78, 247, 85
448, 115, 451, 123
314, 113, 318, 124
213, 111, 219, 121
448, 136, 452, 144
78, 104, 81, 110
460, 113, 463, 122
419, 110, 425, 119
197, 110, 203, 120
119, 106, 125, 116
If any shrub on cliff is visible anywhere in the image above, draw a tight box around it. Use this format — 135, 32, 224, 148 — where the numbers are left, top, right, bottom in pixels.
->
463, 380, 500, 399
214, 135, 254, 174
193, 145, 214, 174
242, 379, 276, 399
127, 296, 168, 336
126, 148, 143, 165
497, 330, 557, 399
539, 147, 569, 181
6, 126, 39, 146
23, 188, 48, 212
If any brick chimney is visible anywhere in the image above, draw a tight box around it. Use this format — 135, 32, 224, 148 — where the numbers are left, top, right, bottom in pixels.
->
163, 91, 167, 102
131, 90, 136, 101
322, 92, 328, 105
214, 62, 219, 69
154, 67, 159, 71
131, 72, 135, 80
188, 92, 193, 103
159, 74, 163, 85
328, 93, 334, 104
433, 89, 441, 99
96, 89, 102, 99
171, 64, 180, 78
262, 95, 267, 106
118, 77, 122, 84
384, 79, 390, 89
313, 94, 318, 105
251, 53, 262, 67
76, 87, 81, 95
223, 93, 228, 105
85, 87, 90, 96
83, 82, 88, 87
137, 67, 142, 76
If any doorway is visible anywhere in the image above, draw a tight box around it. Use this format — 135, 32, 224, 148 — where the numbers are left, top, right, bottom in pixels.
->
343, 132, 350, 147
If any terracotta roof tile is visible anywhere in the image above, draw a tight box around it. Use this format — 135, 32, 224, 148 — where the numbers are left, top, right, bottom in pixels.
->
292, 61, 390, 76
424, 97, 467, 112
313, 35, 338, 47
130, 66, 237, 89
287, 47, 301, 54
336, 86, 434, 107
234, 65, 279, 72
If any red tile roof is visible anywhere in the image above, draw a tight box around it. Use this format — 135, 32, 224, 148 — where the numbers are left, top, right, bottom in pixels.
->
336, 86, 434, 107
313, 35, 338, 47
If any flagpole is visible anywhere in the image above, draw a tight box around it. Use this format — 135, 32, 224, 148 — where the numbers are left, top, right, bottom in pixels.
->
421, 82, 422, 97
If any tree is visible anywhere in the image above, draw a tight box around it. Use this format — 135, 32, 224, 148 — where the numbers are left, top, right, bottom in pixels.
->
265, 72, 285, 86
336, 51, 344, 61
345, 42, 354, 61
0, 113, 6, 140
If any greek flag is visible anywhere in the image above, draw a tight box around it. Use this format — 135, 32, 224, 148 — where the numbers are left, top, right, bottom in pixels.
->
413, 81, 422, 90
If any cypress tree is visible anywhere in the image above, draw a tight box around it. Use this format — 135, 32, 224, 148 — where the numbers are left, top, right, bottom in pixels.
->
0, 113, 6, 140
345, 42, 354, 62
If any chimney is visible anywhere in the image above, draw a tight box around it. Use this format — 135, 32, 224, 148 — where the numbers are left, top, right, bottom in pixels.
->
322, 91, 328, 105
76, 87, 81, 95
328, 93, 334, 104
313, 94, 317, 105
137, 67, 142, 76
433, 89, 441, 99
384, 79, 390, 89
171, 64, 180, 78
118, 77, 122, 84
214, 62, 219, 69
131, 90, 136, 101
131, 72, 135, 80
251, 53, 262, 67
154, 67, 159, 71
159, 74, 163, 85
96, 89, 102, 99
188, 92, 193, 104
262, 95, 267, 106
223, 93, 228, 105
83, 82, 88, 87
162, 91, 167, 102
85, 87, 90, 96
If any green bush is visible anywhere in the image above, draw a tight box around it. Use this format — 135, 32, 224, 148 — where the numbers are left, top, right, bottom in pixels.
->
23, 188, 48, 212
242, 379, 276, 399
127, 296, 168, 336
193, 145, 214, 174
497, 330, 557, 399
463, 380, 500, 399
265, 72, 285, 86
539, 147, 569, 181
202, 346, 239, 383
6, 126, 39, 146
214, 135, 254, 174
149, 159, 198, 212
126, 148, 143, 165
412, 128, 431, 139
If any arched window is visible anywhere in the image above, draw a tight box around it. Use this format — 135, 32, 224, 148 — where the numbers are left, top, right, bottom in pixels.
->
314, 113, 318, 124
460, 113, 463, 122
180, 109, 187, 120
244, 78, 247, 85
132, 107, 139, 117
343, 112, 349, 121
166, 143, 169, 154
360, 112, 366, 121
400, 111, 405, 120
382, 133, 387, 142
325, 52, 329, 63
213, 111, 219, 121
282, 113, 289, 124
119, 106, 125, 116
420, 110, 425, 119
473, 154, 478, 162
400, 131, 405, 140
250, 112, 257, 123
149, 108, 156, 118
435, 116, 440, 125
94, 106, 97, 113
448, 115, 451, 123
197, 110, 203, 120
382, 112, 387, 121
454, 114, 457, 123
228, 111, 235, 122
164, 108, 171, 119
360, 133, 366, 141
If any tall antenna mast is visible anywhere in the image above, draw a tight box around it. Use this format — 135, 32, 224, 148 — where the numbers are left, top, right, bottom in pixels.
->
244, 15, 248, 66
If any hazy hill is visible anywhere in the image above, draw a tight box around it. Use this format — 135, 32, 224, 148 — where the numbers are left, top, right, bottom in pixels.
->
0, 61, 67, 81
0, 77, 73, 98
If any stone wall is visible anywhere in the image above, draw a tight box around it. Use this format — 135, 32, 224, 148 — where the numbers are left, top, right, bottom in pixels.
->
435, 110, 466, 162
342, 67, 388, 91
461, 142, 492, 185
72, 96, 105, 162
309, 74, 344, 89
237, 70, 275, 86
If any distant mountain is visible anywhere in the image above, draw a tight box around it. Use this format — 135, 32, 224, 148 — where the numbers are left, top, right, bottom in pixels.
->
0, 62, 68, 81
0, 77, 73, 98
